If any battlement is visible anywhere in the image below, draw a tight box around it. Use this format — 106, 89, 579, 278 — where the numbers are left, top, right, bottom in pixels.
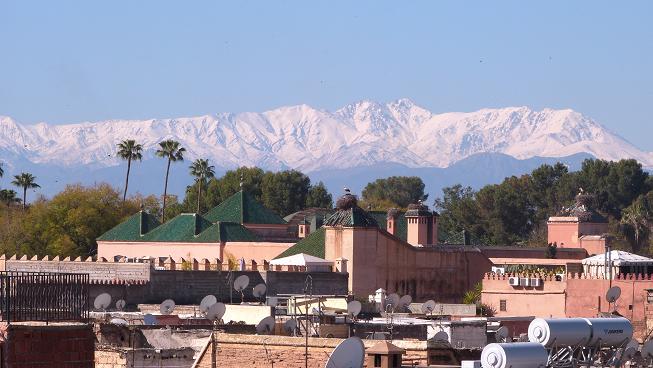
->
483, 272, 653, 281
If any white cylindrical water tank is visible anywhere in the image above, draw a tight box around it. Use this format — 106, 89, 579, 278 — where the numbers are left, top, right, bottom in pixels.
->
584, 317, 633, 347
480, 343, 548, 368
528, 318, 592, 347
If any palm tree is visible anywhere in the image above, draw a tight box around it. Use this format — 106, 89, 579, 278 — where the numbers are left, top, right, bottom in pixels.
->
190, 158, 216, 213
11, 172, 40, 209
0, 189, 20, 207
155, 140, 185, 222
116, 139, 143, 201
621, 199, 649, 251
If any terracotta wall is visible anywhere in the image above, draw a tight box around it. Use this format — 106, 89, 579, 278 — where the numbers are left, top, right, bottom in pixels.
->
479, 247, 587, 260
222, 242, 295, 263
325, 227, 493, 302
481, 274, 567, 318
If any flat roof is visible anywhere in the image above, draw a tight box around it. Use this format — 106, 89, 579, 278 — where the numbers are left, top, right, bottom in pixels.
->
490, 257, 581, 266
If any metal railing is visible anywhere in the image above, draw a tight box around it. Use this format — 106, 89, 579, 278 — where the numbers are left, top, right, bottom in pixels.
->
0, 271, 89, 323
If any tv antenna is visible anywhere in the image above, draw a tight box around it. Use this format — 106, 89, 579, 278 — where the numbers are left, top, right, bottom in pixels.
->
324, 337, 365, 368
93, 293, 112, 311
115, 299, 126, 311
385, 293, 400, 312
642, 340, 653, 362
284, 319, 297, 336
621, 339, 639, 364
200, 295, 218, 315
256, 316, 275, 335
347, 300, 362, 320
253, 283, 267, 303
143, 314, 157, 326
206, 302, 226, 368
159, 299, 176, 315
206, 302, 226, 322
233, 275, 250, 304
433, 330, 449, 343
398, 295, 412, 312
495, 326, 509, 343
606, 286, 621, 311
421, 300, 436, 315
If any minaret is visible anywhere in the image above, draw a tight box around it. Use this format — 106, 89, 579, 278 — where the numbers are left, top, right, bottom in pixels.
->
405, 200, 437, 246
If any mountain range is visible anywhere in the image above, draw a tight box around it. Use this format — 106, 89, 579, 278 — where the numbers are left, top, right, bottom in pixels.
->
0, 99, 650, 200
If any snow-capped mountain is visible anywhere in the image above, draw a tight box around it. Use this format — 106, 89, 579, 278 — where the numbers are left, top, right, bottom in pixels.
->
1, 98, 650, 173
0, 99, 651, 198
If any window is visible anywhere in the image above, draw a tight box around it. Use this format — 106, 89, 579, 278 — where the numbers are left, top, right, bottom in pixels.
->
500, 299, 507, 312
393, 354, 401, 367
647, 290, 653, 304
374, 355, 381, 367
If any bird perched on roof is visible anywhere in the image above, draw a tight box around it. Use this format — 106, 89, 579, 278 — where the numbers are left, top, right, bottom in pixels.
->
343, 187, 351, 194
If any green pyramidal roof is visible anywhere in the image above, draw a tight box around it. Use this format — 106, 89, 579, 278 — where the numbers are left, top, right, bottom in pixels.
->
204, 191, 287, 224
274, 227, 326, 259
97, 211, 161, 241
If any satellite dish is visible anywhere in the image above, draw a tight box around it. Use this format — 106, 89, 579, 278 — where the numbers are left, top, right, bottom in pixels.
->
398, 295, 412, 310
253, 283, 267, 299
206, 302, 226, 321
284, 319, 297, 335
93, 293, 112, 311
385, 293, 400, 310
433, 331, 450, 342
642, 340, 653, 359
495, 326, 509, 343
606, 286, 622, 303
110, 318, 128, 326
159, 299, 176, 315
324, 337, 365, 368
233, 275, 250, 291
256, 316, 276, 335
143, 314, 157, 326
347, 301, 362, 318
200, 295, 217, 314
421, 300, 436, 315
115, 299, 126, 311
623, 340, 638, 361
267, 297, 278, 307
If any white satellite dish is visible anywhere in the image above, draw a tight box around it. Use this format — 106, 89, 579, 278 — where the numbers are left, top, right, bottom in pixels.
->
159, 299, 176, 315
324, 336, 365, 368
256, 316, 276, 335
398, 295, 412, 310
253, 283, 267, 301
93, 293, 112, 311
115, 299, 126, 311
433, 331, 450, 342
495, 326, 509, 343
642, 340, 653, 359
267, 297, 278, 307
233, 275, 250, 291
347, 301, 362, 318
206, 302, 226, 321
606, 286, 622, 303
200, 295, 217, 314
421, 300, 436, 315
143, 314, 157, 326
110, 318, 128, 326
284, 319, 297, 335
385, 293, 400, 310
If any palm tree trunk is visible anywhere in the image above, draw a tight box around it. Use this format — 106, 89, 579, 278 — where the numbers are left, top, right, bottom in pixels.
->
197, 179, 202, 213
123, 157, 132, 202
162, 158, 171, 222
22, 186, 26, 210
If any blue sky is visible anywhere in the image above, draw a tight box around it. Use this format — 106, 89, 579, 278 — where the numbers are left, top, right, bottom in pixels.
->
1, 1, 651, 148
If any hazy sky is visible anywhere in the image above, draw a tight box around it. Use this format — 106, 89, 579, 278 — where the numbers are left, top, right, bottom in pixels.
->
1, 1, 651, 149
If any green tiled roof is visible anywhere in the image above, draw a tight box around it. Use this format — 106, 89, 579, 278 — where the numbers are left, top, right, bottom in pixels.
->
97, 211, 161, 241
369, 211, 408, 242
323, 206, 379, 228
274, 227, 326, 259
204, 191, 287, 225
98, 212, 258, 243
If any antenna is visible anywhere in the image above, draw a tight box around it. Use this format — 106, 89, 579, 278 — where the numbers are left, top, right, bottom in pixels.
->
622, 339, 639, 362
256, 316, 276, 335
398, 295, 412, 311
253, 283, 267, 303
495, 326, 509, 343
421, 300, 436, 315
93, 293, 112, 311
385, 293, 400, 312
200, 295, 218, 315
115, 299, 126, 311
284, 319, 297, 336
606, 286, 621, 303
347, 301, 362, 319
110, 318, 129, 326
206, 302, 226, 321
642, 340, 653, 360
324, 337, 365, 368
143, 314, 157, 326
233, 275, 250, 304
159, 299, 176, 315
433, 330, 449, 343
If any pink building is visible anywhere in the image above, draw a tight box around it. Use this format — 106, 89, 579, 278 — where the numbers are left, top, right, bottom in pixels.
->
547, 193, 609, 256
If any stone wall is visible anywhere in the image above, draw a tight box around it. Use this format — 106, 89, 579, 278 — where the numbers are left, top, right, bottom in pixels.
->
95, 347, 196, 368
2, 256, 150, 282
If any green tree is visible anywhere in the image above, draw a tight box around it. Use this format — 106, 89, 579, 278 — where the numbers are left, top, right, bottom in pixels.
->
189, 158, 216, 213
155, 140, 185, 222
11, 172, 40, 210
261, 170, 311, 216
620, 196, 650, 253
434, 185, 483, 240
0, 189, 20, 207
116, 139, 143, 201
306, 182, 333, 208
362, 176, 426, 209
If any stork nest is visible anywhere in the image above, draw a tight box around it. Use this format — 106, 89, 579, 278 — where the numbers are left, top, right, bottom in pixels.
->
386, 208, 400, 219
336, 194, 358, 210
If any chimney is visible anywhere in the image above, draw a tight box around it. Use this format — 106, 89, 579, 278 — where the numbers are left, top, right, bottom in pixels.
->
139, 211, 148, 236
386, 208, 399, 235
405, 201, 436, 246
298, 216, 310, 238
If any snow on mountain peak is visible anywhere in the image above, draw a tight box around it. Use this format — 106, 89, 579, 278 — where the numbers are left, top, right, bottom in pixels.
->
0, 100, 650, 172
